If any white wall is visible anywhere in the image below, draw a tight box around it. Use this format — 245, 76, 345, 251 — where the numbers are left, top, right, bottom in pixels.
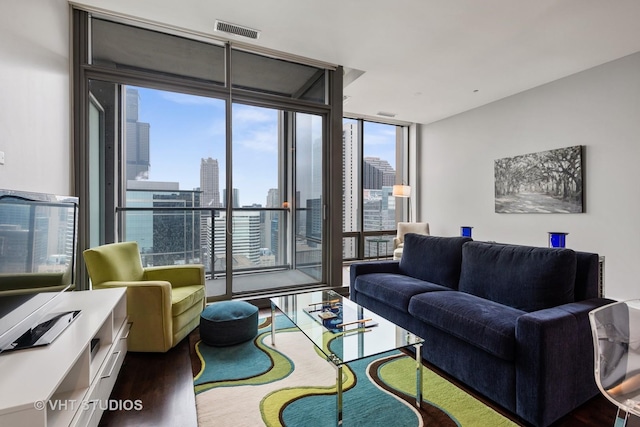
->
419, 51, 640, 300
0, 0, 71, 195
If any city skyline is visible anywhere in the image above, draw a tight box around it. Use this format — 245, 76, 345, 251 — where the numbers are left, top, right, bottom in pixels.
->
122, 86, 402, 268
128, 86, 398, 207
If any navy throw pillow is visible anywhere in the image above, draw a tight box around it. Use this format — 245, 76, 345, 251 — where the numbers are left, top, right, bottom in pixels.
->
399, 234, 472, 289
458, 242, 577, 312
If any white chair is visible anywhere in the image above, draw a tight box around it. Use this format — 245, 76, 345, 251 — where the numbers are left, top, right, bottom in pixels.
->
393, 222, 430, 260
589, 300, 640, 426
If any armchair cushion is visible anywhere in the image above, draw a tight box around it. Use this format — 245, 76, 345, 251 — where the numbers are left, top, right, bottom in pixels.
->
172, 285, 206, 316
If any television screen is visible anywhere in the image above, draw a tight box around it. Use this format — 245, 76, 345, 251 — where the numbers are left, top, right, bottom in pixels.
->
0, 189, 78, 294
0, 189, 79, 354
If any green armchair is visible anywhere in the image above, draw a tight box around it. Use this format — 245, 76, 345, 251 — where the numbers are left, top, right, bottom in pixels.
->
83, 241, 206, 352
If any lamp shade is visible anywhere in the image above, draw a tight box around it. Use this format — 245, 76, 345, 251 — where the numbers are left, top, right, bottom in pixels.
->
392, 185, 411, 198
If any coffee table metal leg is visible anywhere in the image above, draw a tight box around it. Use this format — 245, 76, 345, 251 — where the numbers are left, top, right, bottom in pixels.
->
335, 364, 343, 426
270, 303, 276, 345
415, 343, 423, 408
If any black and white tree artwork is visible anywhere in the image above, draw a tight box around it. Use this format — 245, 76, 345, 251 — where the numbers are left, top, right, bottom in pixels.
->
494, 145, 583, 213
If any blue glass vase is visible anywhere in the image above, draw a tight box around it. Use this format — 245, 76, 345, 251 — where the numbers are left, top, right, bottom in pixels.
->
548, 232, 568, 248
461, 226, 473, 238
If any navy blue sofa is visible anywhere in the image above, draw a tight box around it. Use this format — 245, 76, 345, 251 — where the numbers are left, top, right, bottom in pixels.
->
350, 234, 613, 427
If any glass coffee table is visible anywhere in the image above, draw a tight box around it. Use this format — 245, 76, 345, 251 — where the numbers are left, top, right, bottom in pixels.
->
270, 289, 424, 426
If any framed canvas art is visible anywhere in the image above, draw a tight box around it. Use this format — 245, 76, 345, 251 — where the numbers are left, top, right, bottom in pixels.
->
494, 145, 583, 213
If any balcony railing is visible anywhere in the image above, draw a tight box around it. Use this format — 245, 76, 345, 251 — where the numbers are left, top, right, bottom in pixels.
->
115, 206, 293, 277
115, 205, 396, 280
343, 230, 397, 261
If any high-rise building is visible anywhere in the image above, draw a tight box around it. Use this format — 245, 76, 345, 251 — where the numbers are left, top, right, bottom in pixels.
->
125, 88, 150, 181
265, 188, 280, 258
212, 211, 262, 266
363, 157, 395, 189
125, 181, 201, 267
294, 114, 323, 242
343, 123, 359, 258
305, 198, 322, 247
343, 124, 398, 258
222, 188, 239, 208
362, 187, 396, 233
363, 160, 384, 189
200, 158, 221, 207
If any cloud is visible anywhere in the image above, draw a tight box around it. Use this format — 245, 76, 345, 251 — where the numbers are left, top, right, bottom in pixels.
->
160, 92, 223, 107
364, 127, 397, 145
231, 105, 279, 152
206, 118, 226, 137
233, 105, 277, 124
235, 127, 278, 152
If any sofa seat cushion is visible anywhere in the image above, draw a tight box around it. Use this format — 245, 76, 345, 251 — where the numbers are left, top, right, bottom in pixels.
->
171, 284, 205, 316
459, 242, 577, 312
354, 273, 450, 312
408, 291, 525, 360
399, 234, 472, 290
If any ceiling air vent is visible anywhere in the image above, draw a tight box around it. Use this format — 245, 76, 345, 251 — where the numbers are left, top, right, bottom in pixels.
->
215, 20, 260, 40
377, 111, 397, 118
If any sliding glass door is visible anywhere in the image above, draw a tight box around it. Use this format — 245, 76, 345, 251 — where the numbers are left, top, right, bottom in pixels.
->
294, 113, 324, 282
76, 9, 337, 296
229, 105, 325, 294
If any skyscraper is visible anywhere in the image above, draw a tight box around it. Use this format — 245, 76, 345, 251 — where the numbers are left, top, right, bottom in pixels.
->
125, 181, 201, 267
363, 157, 395, 189
125, 88, 151, 181
343, 123, 398, 258
222, 188, 240, 208
265, 188, 280, 258
212, 211, 262, 266
200, 157, 221, 207
343, 122, 359, 258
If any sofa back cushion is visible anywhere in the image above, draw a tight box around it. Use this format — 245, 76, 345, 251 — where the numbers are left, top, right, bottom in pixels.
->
399, 234, 472, 289
458, 242, 577, 312
574, 251, 600, 300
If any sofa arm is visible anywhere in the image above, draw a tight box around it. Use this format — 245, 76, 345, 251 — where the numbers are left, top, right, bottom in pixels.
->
94, 280, 173, 352
349, 260, 400, 282
349, 261, 400, 297
144, 264, 205, 287
515, 298, 614, 426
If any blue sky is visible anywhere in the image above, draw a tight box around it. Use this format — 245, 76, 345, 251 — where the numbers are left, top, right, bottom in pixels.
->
133, 86, 398, 206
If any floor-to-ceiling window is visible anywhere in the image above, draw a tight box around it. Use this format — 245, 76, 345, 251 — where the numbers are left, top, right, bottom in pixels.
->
342, 118, 408, 261
294, 112, 324, 281
118, 86, 226, 296
73, 9, 340, 298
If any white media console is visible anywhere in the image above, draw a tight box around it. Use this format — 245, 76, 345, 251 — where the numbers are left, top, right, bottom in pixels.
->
0, 288, 128, 426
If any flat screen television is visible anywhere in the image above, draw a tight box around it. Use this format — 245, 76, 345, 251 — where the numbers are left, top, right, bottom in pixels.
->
0, 189, 80, 354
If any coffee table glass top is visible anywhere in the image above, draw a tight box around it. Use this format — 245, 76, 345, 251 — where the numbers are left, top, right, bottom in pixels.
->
270, 290, 423, 365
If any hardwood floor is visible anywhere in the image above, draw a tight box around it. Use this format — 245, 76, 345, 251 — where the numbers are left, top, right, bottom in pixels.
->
99, 335, 197, 427
100, 326, 637, 427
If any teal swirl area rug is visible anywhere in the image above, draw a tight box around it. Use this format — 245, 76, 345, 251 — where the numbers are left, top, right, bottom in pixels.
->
191, 316, 519, 427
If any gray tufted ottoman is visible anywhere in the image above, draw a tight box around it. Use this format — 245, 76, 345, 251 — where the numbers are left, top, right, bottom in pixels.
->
199, 300, 259, 346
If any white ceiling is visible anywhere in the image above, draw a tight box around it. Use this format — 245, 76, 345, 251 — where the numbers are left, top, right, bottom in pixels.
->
74, 0, 640, 124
